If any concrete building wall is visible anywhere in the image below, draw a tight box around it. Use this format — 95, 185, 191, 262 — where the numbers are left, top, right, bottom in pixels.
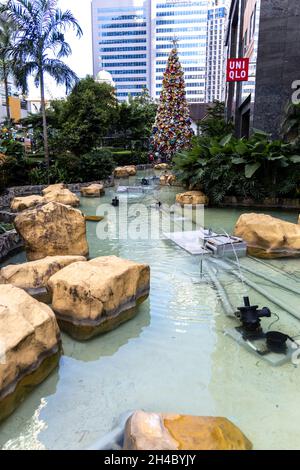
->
253, 0, 300, 137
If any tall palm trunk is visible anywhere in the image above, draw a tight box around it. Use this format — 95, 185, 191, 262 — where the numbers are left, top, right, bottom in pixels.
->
39, 68, 50, 184
2, 61, 11, 123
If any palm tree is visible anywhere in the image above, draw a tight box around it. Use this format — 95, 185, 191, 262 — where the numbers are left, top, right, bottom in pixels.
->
3, 0, 82, 178
0, 14, 16, 123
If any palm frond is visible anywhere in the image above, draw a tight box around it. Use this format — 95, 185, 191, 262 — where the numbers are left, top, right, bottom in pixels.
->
43, 58, 78, 92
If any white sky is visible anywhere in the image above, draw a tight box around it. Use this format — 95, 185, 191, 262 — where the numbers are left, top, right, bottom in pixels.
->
29, 0, 93, 99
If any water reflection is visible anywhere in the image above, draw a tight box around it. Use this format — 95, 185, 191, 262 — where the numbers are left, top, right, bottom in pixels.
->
62, 302, 151, 362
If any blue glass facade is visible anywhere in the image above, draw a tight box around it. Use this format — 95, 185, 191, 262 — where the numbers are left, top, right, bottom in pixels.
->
92, 0, 229, 103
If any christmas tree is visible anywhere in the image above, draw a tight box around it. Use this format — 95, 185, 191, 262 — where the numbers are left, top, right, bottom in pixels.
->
149, 43, 194, 162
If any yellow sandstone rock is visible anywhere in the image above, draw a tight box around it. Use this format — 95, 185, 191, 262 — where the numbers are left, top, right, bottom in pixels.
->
234, 213, 300, 258
176, 191, 209, 206
80, 183, 105, 197
43, 188, 80, 207
0, 255, 86, 289
0, 285, 61, 422
10, 195, 45, 212
154, 163, 170, 170
114, 165, 137, 178
160, 174, 176, 186
123, 411, 252, 450
42, 183, 66, 195
48, 255, 150, 340
14, 202, 89, 261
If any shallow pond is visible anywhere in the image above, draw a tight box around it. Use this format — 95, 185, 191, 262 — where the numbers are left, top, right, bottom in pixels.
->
0, 171, 299, 450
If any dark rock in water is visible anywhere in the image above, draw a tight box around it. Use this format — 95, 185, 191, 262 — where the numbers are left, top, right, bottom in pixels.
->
0, 230, 23, 262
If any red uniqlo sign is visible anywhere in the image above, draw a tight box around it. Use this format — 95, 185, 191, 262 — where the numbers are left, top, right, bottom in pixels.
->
226, 58, 249, 82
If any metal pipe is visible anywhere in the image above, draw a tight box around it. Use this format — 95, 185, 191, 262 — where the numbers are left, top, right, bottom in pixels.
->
203, 260, 235, 317
248, 256, 300, 282
216, 259, 300, 322
226, 259, 300, 296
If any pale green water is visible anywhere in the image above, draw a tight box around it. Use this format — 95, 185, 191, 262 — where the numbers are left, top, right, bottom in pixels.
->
0, 171, 300, 450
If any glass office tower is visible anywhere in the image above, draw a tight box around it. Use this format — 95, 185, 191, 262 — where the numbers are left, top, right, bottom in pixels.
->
92, 0, 230, 102
91, 0, 151, 101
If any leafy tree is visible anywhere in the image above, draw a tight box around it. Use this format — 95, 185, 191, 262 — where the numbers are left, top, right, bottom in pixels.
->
55, 77, 118, 156
198, 100, 233, 138
4, 0, 82, 178
116, 88, 157, 148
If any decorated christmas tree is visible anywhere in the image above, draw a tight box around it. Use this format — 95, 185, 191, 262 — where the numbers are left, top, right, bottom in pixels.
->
149, 42, 194, 162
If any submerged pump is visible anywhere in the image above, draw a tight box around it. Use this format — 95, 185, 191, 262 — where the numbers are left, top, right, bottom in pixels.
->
112, 196, 119, 207
141, 178, 149, 186
235, 296, 271, 333
231, 296, 296, 359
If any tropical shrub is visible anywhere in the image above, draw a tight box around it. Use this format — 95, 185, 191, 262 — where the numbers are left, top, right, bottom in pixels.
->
111, 149, 148, 166
0, 222, 13, 233
174, 131, 300, 204
79, 149, 115, 182
29, 149, 115, 185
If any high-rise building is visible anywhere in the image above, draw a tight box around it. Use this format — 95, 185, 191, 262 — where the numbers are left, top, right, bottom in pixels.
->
92, 0, 230, 103
91, 0, 151, 101
206, 1, 228, 102
150, 0, 209, 104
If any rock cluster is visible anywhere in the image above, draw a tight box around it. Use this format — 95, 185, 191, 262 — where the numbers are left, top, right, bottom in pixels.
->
10, 184, 80, 212
0, 255, 86, 302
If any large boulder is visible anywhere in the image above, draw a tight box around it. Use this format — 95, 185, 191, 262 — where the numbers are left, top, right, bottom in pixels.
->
0, 285, 61, 422
42, 183, 65, 195
154, 163, 170, 170
123, 411, 252, 450
14, 202, 89, 261
48, 255, 150, 340
80, 183, 105, 197
160, 174, 176, 186
10, 195, 45, 212
0, 255, 86, 303
176, 191, 209, 206
234, 213, 300, 258
43, 188, 80, 207
114, 166, 137, 178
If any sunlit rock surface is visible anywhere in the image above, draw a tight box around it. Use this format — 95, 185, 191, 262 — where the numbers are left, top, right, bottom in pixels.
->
80, 184, 105, 197
14, 202, 89, 261
43, 188, 80, 207
10, 195, 45, 212
48, 255, 150, 340
123, 411, 252, 450
0, 285, 61, 423
176, 191, 209, 206
234, 213, 300, 258
114, 166, 137, 178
